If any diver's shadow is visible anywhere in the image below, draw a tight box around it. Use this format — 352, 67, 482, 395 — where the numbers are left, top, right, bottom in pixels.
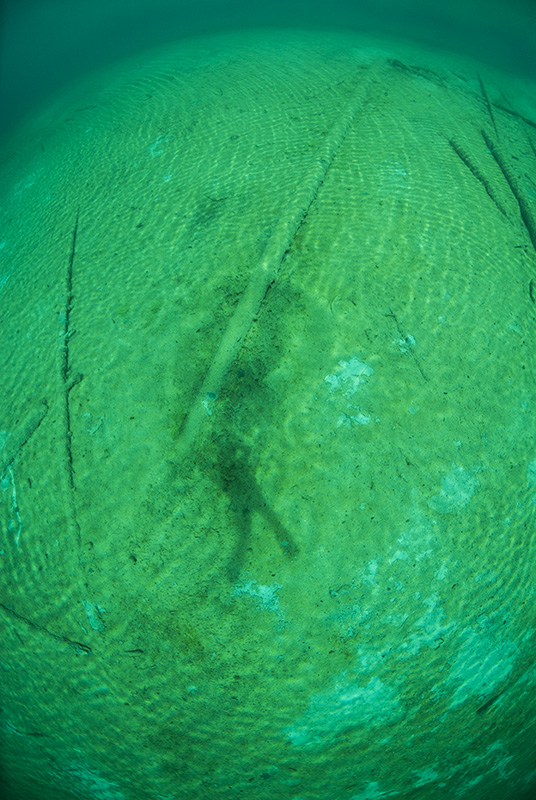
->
213, 432, 299, 581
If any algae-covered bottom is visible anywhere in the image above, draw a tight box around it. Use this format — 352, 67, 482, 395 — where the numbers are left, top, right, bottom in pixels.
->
1, 29, 536, 800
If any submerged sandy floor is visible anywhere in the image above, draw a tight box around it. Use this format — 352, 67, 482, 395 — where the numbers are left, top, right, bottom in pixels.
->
1, 29, 536, 800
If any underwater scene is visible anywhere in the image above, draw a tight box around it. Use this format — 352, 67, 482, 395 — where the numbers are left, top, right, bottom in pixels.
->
1, 2, 536, 799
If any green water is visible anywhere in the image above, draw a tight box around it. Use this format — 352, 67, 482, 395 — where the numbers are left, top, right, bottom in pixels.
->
1, 6, 536, 800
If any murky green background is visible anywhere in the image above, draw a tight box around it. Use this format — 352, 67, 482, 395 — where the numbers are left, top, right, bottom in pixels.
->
1, 4, 536, 800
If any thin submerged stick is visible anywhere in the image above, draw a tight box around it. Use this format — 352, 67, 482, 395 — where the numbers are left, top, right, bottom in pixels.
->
176, 73, 373, 458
